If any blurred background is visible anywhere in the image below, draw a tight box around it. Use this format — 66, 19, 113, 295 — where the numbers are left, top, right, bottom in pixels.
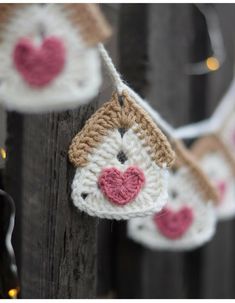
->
1, 3, 235, 299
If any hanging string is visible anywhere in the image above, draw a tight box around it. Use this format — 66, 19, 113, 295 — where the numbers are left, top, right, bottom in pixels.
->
0, 189, 19, 299
99, 38, 234, 142
186, 4, 226, 75
174, 76, 235, 139
98, 44, 176, 140
98, 43, 124, 94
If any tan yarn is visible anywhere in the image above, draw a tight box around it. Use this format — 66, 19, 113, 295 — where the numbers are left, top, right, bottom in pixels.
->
0, 4, 24, 24
173, 139, 219, 204
68, 91, 175, 168
191, 134, 235, 177
63, 4, 112, 46
0, 4, 26, 39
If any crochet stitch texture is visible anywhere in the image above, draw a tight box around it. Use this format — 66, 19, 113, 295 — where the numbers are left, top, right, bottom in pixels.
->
0, 4, 111, 112
98, 166, 145, 205
68, 91, 175, 220
192, 134, 235, 220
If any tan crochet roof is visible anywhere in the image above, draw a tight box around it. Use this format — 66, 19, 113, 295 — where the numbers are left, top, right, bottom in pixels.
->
0, 4, 111, 46
191, 134, 235, 176
173, 139, 219, 204
0, 4, 25, 30
68, 90, 175, 169
64, 4, 111, 46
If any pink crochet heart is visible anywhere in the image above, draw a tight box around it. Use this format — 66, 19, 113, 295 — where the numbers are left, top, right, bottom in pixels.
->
13, 36, 65, 87
154, 206, 193, 239
98, 166, 145, 205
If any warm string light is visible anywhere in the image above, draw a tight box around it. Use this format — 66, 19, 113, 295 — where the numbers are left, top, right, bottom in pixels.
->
0, 147, 7, 160
206, 56, 220, 71
186, 4, 225, 75
8, 287, 20, 299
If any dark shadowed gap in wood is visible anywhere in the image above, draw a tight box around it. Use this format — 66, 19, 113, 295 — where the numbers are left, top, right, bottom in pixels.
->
5, 113, 23, 287
182, 5, 209, 299
118, 4, 149, 95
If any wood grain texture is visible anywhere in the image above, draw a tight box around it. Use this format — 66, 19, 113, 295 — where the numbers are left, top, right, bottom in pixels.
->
15, 106, 98, 299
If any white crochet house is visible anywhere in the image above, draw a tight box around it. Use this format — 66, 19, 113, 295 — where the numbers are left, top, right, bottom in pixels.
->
0, 4, 111, 112
68, 91, 175, 220
128, 141, 218, 251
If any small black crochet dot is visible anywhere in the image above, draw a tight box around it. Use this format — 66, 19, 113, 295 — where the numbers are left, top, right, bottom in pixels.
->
117, 151, 128, 164
170, 189, 178, 199
81, 193, 88, 200
118, 95, 124, 106
118, 128, 126, 138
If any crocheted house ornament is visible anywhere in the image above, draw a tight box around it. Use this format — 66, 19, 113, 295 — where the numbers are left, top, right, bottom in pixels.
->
192, 134, 235, 220
0, 4, 111, 113
128, 140, 218, 250
68, 91, 175, 220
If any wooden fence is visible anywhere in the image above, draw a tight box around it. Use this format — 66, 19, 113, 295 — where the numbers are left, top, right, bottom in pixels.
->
2, 3, 235, 298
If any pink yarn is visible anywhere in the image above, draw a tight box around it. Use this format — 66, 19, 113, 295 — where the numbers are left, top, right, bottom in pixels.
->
154, 206, 193, 240
215, 180, 227, 203
13, 36, 65, 87
98, 166, 145, 205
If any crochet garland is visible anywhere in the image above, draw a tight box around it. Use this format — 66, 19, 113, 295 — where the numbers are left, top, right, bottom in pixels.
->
68, 91, 175, 220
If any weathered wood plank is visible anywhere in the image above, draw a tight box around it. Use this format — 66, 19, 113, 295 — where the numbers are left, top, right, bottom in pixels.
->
13, 106, 99, 298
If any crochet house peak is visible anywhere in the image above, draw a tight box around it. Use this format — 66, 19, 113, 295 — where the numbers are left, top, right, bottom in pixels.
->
68, 90, 176, 169
192, 134, 235, 175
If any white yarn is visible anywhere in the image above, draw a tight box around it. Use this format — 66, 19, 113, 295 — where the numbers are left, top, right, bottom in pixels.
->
0, 4, 102, 113
128, 166, 217, 251
174, 76, 235, 139
71, 126, 168, 220
198, 150, 235, 220
0, 189, 18, 274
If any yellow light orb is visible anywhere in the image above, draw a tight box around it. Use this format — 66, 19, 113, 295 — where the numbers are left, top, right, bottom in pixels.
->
0, 148, 6, 160
8, 288, 19, 299
206, 57, 220, 71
